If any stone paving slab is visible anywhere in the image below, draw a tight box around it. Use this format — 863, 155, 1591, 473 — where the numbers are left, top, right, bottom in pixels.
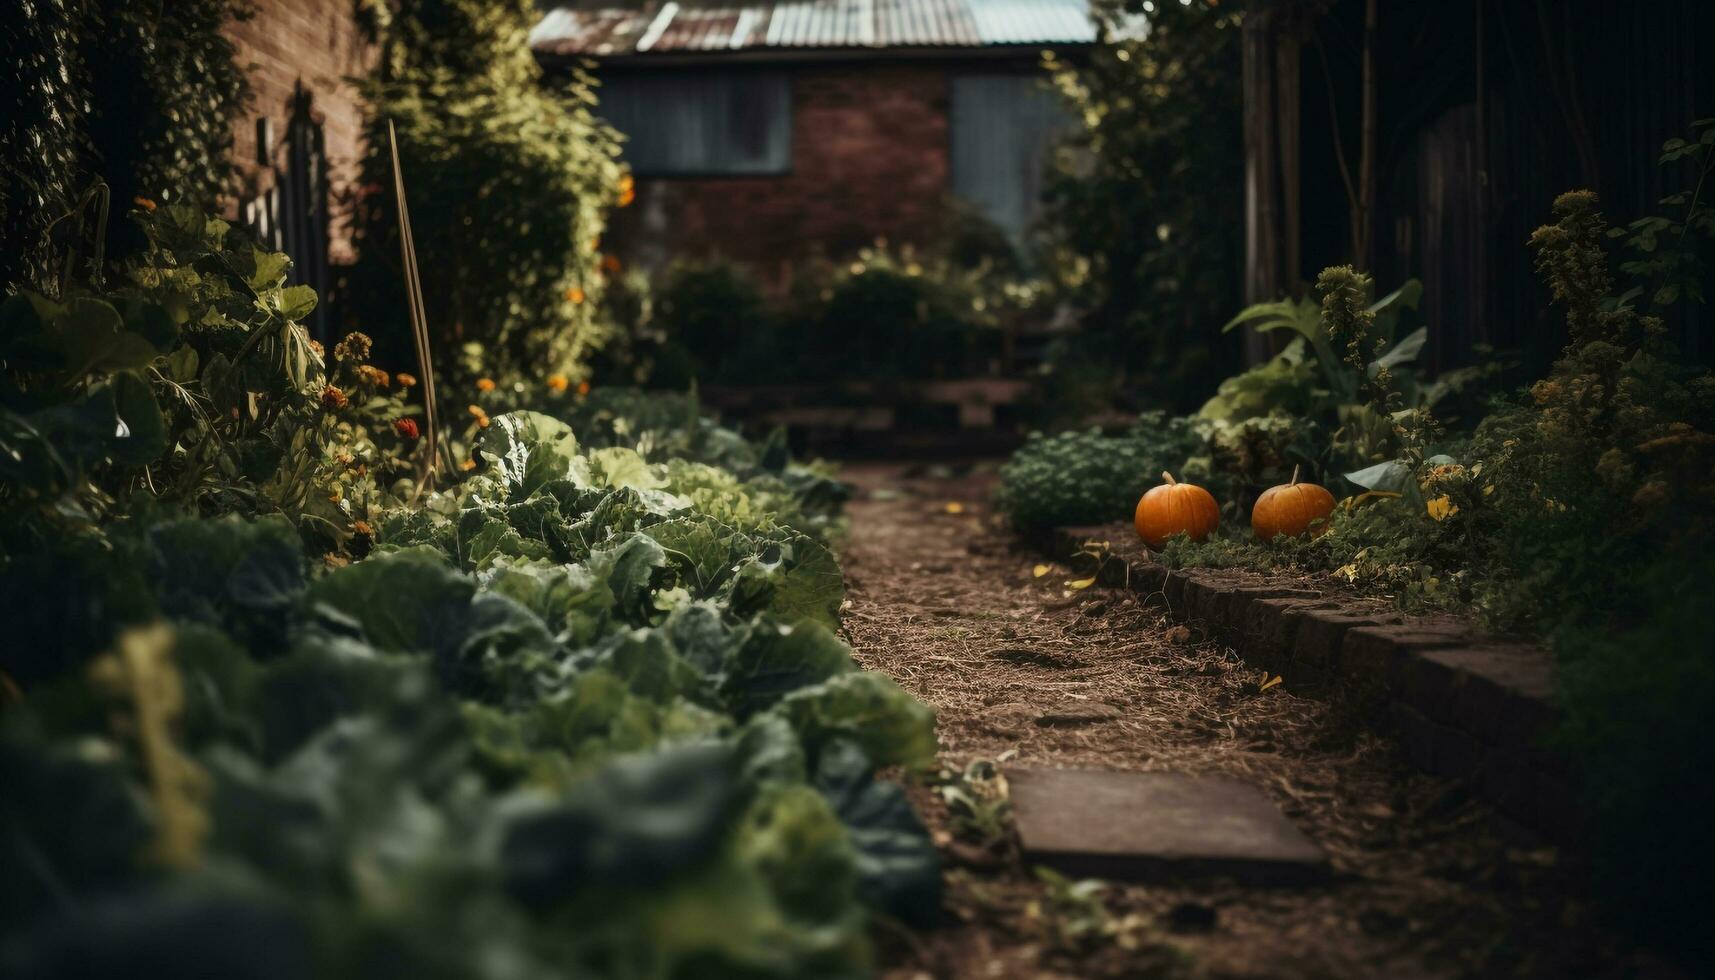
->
1009, 768, 1328, 885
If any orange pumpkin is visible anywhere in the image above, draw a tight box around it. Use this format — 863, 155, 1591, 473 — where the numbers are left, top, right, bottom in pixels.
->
1135, 471, 1220, 548
1251, 466, 1336, 541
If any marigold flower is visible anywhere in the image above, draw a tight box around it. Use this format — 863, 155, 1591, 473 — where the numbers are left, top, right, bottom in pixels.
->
617, 174, 636, 207
476, 377, 496, 393
395, 372, 418, 388
468, 404, 490, 428
565, 287, 586, 305
577, 380, 591, 396
394, 417, 420, 440
133, 196, 157, 212
334, 332, 373, 363
358, 364, 391, 388
320, 384, 349, 410
547, 374, 570, 393
352, 520, 375, 539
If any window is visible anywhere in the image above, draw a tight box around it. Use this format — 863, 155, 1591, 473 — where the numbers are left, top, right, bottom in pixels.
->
950, 74, 1075, 241
599, 72, 792, 176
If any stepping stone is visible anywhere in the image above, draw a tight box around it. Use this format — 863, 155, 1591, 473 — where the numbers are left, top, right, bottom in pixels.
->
1008, 768, 1327, 885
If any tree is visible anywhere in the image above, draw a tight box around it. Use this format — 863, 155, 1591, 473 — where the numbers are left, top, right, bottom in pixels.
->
1041, 0, 1246, 412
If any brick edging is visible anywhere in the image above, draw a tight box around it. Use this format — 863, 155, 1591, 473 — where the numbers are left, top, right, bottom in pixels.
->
1034, 524, 1577, 843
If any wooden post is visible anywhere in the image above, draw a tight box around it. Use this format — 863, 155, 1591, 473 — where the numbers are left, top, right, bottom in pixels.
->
1242, 0, 1303, 364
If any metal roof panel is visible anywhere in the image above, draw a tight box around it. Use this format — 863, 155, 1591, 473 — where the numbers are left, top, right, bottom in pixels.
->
532, 0, 1093, 56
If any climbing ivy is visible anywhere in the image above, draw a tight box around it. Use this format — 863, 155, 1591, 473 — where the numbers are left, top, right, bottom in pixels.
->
0, 0, 252, 291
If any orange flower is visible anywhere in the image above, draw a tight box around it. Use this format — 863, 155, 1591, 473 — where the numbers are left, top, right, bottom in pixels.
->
320, 385, 349, 410
617, 174, 636, 207
468, 404, 490, 428
565, 287, 586, 305
577, 380, 592, 397
395, 372, 418, 388
601, 255, 623, 275
133, 196, 157, 212
460, 457, 478, 472
546, 374, 570, 393
476, 377, 496, 393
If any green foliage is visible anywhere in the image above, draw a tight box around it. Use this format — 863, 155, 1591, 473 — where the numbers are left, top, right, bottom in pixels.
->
0, 400, 937, 977
1, 0, 251, 290
1, 201, 424, 552
344, 0, 627, 383
996, 412, 1203, 528
1611, 118, 1715, 310
614, 232, 1047, 388
1039, 0, 1245, 411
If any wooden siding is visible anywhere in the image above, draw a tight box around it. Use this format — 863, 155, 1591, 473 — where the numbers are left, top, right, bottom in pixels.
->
949, 73, 1074, 240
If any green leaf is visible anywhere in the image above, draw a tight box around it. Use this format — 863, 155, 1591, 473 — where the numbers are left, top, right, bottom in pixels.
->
721, 619, 854, 719
1344, 459, 1413, 493
277, 284, 318, 322
500, 741, 744, 904
774, 671, 937, 770
811, 739, 940, 926
306, 546, 475, 656
478, 411, 580, 500
108, 371, 168, 466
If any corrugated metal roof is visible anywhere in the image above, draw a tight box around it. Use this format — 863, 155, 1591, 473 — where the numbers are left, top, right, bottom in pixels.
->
528, 0, 1095, 57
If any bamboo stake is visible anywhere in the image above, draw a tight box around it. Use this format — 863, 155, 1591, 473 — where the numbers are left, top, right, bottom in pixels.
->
386, 120, 447, 489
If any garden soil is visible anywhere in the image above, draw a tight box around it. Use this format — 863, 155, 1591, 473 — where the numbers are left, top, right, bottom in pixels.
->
839, 462, 1669, 980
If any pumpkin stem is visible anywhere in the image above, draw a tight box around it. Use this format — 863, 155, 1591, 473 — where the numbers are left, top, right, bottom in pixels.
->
1290, 464, 1301, 486
1162, 471, 1176, 485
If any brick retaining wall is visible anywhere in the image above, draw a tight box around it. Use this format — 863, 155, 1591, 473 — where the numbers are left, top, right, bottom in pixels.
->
1039, 523, 1578, 843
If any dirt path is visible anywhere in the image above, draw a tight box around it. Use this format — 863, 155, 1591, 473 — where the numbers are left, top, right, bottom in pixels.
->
838, 463, 1643, 980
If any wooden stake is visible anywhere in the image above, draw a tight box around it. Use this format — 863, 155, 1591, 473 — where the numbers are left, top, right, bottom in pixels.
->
387, 120, 447, 488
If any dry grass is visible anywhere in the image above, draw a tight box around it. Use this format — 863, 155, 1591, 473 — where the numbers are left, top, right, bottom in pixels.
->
840, 463, 1643, 980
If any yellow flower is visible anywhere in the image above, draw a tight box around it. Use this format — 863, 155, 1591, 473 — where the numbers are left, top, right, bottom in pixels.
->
468, 404, 490, 428
547, 374, 570, 393
395, 372, 418, 388
565, 287, 586, 305
476, 377, 496, 393
617, 174, 636, 207
1426, 495, 1459, 522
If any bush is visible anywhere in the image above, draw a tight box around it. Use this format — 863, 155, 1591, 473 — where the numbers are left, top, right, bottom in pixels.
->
1, 201, 421, 556
343, 0, 627, 384
996, 413, 1203, 529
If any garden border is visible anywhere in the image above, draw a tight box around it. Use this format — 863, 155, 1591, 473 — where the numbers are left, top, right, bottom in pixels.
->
1033, 523, 1577, 844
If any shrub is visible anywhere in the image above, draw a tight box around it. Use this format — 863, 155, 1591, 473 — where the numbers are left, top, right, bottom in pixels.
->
996, 413, 1203, 529
344, 0, 627, 384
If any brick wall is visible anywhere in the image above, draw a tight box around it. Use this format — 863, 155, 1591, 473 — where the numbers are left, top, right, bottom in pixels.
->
224, 0, 375, 263
613, 62, 957, 288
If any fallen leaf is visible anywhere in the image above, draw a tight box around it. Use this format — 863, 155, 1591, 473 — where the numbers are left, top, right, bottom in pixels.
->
1032, 564, 1051, 578
944, 502, 965, 514
1164, 624, 1192, 644
1259, 674, 1283, 692
1064, 577, 1096, 590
